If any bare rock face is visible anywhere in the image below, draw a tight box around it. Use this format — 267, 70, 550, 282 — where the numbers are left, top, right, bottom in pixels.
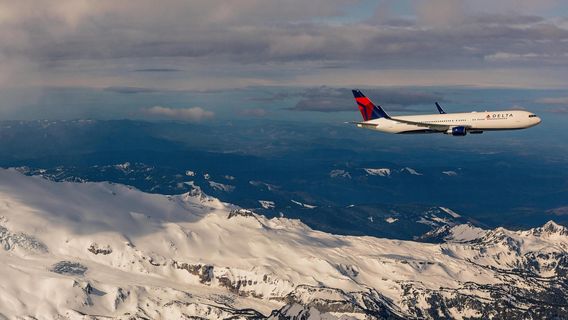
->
228, 208, 256, 219
173, 261, 214, 284
0, 225, 48, 254
269, 285, 405, 320
113, 287, 130, 310
87, 243, 113, 255
51, 261, 88, 276
216, 275, 265, 298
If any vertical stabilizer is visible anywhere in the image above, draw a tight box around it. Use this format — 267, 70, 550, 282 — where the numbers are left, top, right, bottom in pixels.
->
352, 89, 390, 121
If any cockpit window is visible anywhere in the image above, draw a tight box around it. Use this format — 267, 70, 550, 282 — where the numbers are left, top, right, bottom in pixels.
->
529, 114, 537, 118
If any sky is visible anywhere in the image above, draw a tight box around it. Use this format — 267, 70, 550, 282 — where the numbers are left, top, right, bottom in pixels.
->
1, 0, 568, 121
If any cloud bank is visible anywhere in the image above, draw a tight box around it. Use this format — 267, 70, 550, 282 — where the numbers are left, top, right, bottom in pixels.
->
1, 1, 568, 120
0, 0, 567, 90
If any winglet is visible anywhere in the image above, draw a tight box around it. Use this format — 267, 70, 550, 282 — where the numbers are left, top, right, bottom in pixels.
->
352, 89, 390, 120
435, 102, 446, 114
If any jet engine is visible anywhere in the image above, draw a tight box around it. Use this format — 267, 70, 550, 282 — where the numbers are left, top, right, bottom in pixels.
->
446, 126, 467, 136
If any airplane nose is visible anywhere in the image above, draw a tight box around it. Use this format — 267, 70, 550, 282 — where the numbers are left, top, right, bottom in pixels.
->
536, 117, 542, 124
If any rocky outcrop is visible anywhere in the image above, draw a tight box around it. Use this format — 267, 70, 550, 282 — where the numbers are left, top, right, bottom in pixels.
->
269, 285, 405, 320
0, 225, 48, 253
173, 261, 214, 284
228, 208, 256, 219
87, 243, 113, 255
50, 261, 88, 276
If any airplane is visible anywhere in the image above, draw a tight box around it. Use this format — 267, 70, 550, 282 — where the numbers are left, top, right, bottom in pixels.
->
351, 89, 541, 136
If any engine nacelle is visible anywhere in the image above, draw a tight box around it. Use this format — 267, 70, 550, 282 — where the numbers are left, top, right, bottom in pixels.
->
446, 126, 467, 136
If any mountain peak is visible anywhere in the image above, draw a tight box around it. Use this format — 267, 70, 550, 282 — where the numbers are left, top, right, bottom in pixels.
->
532, 220, 568, 236
418, 223, 486, 243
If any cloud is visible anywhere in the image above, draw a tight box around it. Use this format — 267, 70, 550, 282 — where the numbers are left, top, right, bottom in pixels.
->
104, 86, 159, 94
485, 52, 568, 65
548, 206, 568, 216
144, 106, 214, 121
134, 68, 182, 73
3, 2, 568, 67
1, 1, 568, 95
287, 87, 444, 112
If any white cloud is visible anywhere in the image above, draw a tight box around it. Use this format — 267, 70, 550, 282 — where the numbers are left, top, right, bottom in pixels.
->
145, 106, 214, 122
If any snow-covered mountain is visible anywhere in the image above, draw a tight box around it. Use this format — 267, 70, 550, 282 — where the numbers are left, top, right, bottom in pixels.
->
0, 169, 567, 319
363, 168, 391, 177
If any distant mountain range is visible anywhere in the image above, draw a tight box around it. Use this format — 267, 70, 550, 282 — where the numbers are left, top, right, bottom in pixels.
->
13, 164, 477, 240
1, 169, 567, 319
0, 120, 566, 231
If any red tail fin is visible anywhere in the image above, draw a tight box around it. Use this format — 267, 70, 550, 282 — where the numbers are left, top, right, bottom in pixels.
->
352, 89, 390, 121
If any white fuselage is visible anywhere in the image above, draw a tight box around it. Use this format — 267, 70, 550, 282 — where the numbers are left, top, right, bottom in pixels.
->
362, 110, 541, 134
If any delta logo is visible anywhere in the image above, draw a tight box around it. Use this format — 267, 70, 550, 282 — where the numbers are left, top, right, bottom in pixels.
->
487, 113, 514, 119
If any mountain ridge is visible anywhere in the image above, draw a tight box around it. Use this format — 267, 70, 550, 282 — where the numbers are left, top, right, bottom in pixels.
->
0, 169, 567, 319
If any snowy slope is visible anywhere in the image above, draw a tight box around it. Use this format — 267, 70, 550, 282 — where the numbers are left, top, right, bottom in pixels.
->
0, 169, 567, 319
364, 168, 391, 177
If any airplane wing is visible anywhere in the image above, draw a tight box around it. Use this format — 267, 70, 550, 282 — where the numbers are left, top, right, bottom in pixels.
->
390, 117, 470, 131
349, 118, 471, 132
